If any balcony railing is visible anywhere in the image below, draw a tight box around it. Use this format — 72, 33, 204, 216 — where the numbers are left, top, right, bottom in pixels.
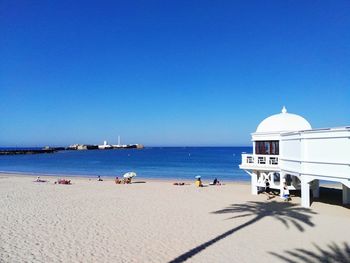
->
241, 153, 279, 167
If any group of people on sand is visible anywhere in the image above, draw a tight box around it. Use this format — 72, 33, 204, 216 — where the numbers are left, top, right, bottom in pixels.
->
263, 179, 291, 201
34, 176, 132, 185
35, 174, 225, 188
97, 175, 134, 184
34, 174, 136, 185
173, 177, 222, 187
34, 176, 72, 184
196, 177, 222, 187
55, 178, 71, 185
114, 177, 132, 184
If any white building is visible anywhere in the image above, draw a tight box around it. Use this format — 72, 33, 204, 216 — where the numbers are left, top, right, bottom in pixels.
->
239, 107, 350, 207
98, 140, 113, 150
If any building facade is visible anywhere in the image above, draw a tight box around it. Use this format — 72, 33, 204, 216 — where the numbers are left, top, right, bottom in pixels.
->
239, 107, 350, 207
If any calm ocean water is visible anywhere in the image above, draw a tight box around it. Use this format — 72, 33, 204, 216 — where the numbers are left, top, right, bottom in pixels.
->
0, 147, 252, 181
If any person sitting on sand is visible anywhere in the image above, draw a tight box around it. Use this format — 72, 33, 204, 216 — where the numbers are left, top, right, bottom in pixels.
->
123, 177, 132, 184
98, 175, 103, 181
195, 178, 203, 187
209, 178, 221, 185
115, 177, 122, 184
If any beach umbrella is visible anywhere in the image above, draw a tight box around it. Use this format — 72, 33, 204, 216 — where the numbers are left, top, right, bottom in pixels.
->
195, 175, 201, 179
123, 172, 137, 178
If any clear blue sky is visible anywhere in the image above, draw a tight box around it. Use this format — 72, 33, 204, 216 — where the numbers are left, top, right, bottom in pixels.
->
1, 1, 349, 147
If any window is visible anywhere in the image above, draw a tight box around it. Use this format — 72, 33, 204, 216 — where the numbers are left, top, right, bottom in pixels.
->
255, 141, 279, 155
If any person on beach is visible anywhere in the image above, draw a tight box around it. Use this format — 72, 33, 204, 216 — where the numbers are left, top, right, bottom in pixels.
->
209, 178, 221, 185
265, 179, 270, 192
195, 178, 203, 187
123, 177, 132, 184
35, 176, 47, 183
55, 179, 71, 185
282, 183, 291, 201
115, 177, 122, 184
173, 182, 185, 186
264, 179, 274, 199
98, 175, 103, 181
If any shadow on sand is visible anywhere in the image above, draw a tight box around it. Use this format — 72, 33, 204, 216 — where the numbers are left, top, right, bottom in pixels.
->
169, 201, 317, 263
314, 187, 350, 208
290, 187, 350, 208
270, 242, 350, 263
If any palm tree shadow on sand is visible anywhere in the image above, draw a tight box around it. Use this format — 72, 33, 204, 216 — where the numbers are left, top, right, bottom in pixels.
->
169, 201, 317, 263
270, 242, 350, 263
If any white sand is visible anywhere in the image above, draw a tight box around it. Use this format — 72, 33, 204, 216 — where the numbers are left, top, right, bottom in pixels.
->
0, 174, 349, 263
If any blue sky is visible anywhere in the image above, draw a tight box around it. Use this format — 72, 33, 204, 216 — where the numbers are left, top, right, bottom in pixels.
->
1, 1, 349, 146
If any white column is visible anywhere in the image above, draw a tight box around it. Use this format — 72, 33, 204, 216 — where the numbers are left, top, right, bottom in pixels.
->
301, 178, 310, 208
343, 184, 350, 205
312, 180, 320, 199
271, 171, 275, 186
251, 172, 258, 195
280, 172, 286, 198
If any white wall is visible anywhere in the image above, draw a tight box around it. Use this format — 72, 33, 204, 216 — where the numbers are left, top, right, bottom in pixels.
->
280, 128, 350, 180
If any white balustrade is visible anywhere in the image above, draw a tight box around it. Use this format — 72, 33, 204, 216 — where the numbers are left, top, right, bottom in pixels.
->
241, 154, 279, 168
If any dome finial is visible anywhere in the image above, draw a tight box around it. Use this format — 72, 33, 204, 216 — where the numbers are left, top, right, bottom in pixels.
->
282, 106, 287, 114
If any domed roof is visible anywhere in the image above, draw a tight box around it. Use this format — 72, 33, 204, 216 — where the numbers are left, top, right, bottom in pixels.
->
256, 107, 312, 133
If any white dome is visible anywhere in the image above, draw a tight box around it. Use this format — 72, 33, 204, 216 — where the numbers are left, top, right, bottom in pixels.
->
256, 107, 312, 133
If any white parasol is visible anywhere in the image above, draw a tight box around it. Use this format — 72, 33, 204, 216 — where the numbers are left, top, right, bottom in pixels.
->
123, 172, 137, 178
195, 175, 201, 179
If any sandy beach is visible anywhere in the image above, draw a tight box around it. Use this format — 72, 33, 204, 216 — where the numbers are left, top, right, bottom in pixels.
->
0, 174, 349, 263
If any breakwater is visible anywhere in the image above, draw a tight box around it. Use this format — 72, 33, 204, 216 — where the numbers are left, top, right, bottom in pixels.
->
0, 149, 57, 155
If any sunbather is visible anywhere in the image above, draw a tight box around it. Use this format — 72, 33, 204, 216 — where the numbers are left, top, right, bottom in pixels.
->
35, 176, 47, 183
173, 182, 185, 186
55, 179, 71, 185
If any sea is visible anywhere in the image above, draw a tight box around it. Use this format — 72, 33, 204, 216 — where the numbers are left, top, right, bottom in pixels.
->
0, 147, 252, 182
